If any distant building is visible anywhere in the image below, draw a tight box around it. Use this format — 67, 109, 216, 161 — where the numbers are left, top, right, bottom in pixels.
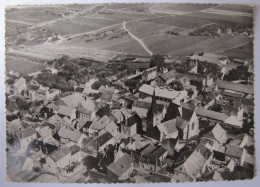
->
13, 77, 26, 95
142, 66, 157, 81
107, 153, 134, 181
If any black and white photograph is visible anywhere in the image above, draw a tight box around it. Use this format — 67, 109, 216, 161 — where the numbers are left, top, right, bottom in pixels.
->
4, 2, 256, 184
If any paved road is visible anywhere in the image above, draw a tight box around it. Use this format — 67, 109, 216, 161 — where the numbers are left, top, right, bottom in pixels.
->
123, 21, 153, 56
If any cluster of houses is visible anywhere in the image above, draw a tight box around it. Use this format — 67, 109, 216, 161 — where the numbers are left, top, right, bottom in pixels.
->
6, 52, 254, 183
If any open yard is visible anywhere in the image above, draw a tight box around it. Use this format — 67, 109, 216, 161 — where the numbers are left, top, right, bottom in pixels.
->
6, 55, 47, 75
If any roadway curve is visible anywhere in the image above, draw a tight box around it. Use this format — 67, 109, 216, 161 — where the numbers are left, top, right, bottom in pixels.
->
123, 21, 153, 56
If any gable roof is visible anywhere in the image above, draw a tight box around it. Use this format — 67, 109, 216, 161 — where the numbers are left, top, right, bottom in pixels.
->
217, 80, 254, 95
107, 153, 134, 177
196, 107, 228, 122
180, 107, 194, 121
226, 145, 244, 158
14, 77, 26, 88
57, 105, 76, 117
152, 146, 168, 158
60, 93, 85, 108
16, 128, 36, 140
58, 128, 82, 143
150, 173, 171, 183
50, 146, 71, 162
204, 124, 227, 144
157, 119, 178, 136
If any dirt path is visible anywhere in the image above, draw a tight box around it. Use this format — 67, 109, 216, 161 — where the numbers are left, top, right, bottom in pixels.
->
215, 41, 250, 53
123, 21, 153, 56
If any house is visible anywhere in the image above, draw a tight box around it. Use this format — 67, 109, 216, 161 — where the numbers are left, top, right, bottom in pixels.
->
44, 145, 71, 173
132, 100, 166, 118
57, 105, 77, 120
150, 172, 173, 183
107, 153, 135, 182
13, 77, 26, 95
191, 52, 228, 65
76, 101, 96, 121
84, 132, 115, 155
216, 80, 254, 96
225, 145, 246, 166
155, 70, 187, 87
203, 123, 228, 145
142, 66, 157, 81
35, 126, 53, 143
57, 127, 85, 146
139, 84, 188, 105
157, 119, 179, 141
16, 156, 34, 171
163, 103, 200, 141
15, 128, 37, 154
140, 146, 168, 172
196, 107, 229, 123
59, 93, 85, 108
120, 115, 137, 137
87, 116, 110, 137
173, 141, 213, 182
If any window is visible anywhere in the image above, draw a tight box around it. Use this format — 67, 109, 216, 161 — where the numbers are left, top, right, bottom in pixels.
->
192, 122, 195, 130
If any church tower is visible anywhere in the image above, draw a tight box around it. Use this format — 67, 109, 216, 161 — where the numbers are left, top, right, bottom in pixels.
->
147, 90, 160, 127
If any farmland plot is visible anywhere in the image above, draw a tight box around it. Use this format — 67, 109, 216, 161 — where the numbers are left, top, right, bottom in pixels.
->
6, 55, 47, 75
171, 35, 251, 56
212, 4, 253, 14
142, 35, 210, 55
5, 7, 62, 24
154, 3, 218, 12
145, 15, 212, 29
126, 20, 184, 38
218, 41, 253, 59
46, 17, 120, 35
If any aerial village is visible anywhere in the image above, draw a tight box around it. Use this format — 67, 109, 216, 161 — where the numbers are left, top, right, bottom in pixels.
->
6, 51, 255, 183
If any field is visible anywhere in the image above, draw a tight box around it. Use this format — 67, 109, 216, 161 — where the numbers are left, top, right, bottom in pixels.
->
46, 17, 121, 35
218, 41, 253, 60
126, 21, 184, 38
5, 3, 254, 66
6, 55, 47, 75
144, 15, 212, 29
5, 7, 63, 24
154, 3, 218, 11
212, 4, 253, 14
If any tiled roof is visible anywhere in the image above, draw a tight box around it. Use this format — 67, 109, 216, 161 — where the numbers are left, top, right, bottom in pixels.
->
50, 146, 71, 162
181, 107, 194, 121
107, 153, 134, 177
16, 128, 36, 140
150, 173, 171, 183
60, 93, 85, 108
58, 128, 82, 143
132, 100, 165, 113
204, 124, 227, 144
152, 146, 167, 158
139, 84, 187, 101
57, 105, 76, 117
226, 145, 244, 158
14, 77, 26, 88
196, 107, 228, 122
157, 119, 178, 136
217, 80, 254, 95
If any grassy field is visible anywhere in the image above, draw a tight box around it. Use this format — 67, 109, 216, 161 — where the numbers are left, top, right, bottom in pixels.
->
186, 12, 253, 28
154, 3, 217, 11
145, 15, 212, 29
171, 35, 251, 56
142, 35, 211, 55
212, 4, 253, 13
46, 17, 120, 35
218, 41, 253, 60
5, 7, 62, 24
6, 55, 47, 75
126, 20, 184, 38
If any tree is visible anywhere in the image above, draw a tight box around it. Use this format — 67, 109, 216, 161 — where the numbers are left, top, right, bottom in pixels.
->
150, 54, 165, 71
96, 104, 110, 118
